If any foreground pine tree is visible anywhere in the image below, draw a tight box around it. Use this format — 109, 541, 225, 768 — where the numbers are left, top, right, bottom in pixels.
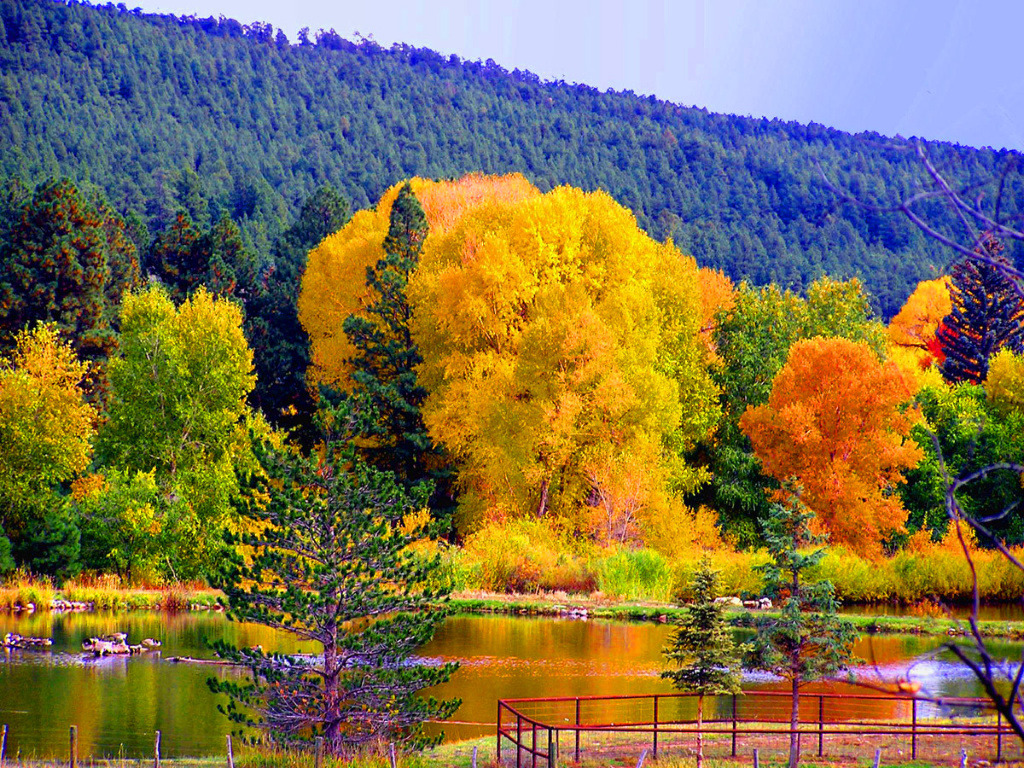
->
662, 556, 741, 768
208, 403, 459, 756
744, 491, 856, 768
938, 234, 1024, 384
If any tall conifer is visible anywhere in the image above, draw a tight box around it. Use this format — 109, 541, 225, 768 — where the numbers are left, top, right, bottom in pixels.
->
343, 183, 452, 513
938, 235, 1024, 384
662, 556, 741, 768
744, 491, 856, 768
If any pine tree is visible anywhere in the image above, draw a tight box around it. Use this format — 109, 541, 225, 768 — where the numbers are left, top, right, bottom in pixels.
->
208, 402, 459, 755
662, 555, 741, 768
744, 490, 856, 768
247, 185, 350, 446
343, 183, 452, 512
938, 235, 1024, 384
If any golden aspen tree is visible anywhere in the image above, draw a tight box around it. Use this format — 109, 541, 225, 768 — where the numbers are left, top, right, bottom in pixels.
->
298, 174, 539, 391
411, 186, 718, 531
887, 277, 952, 368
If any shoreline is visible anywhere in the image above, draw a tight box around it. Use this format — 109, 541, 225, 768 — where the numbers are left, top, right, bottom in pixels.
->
4, 586, 1024, 640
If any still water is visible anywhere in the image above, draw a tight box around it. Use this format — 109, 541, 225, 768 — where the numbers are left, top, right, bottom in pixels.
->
0, 611, 1017, 758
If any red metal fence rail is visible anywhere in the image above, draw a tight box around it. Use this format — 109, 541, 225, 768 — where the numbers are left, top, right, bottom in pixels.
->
496, 691, 1019, 767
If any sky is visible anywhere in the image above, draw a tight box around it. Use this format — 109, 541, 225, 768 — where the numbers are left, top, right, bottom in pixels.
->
126, 0, 1024, 152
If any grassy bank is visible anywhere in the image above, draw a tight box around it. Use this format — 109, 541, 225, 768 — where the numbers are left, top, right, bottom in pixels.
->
433, 518, 1024, 606
449, 592, 1024, 639
0, 574, 221, 613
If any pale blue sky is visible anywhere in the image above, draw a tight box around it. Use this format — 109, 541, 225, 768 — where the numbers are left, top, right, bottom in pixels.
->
128, 0, 1024, 151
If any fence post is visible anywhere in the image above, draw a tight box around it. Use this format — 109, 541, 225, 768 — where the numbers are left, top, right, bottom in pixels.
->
753, 747, 760, 768
70, 725, 78, 768
1, 723, 7, 768
911, 698, 917, 761
388, 742, 397, 768
574, 698, 581, 764
547, 727, 557, 768
315, 737, 324, 768
652, 695, 659, 759
818, 694, 825, 757
472, 745, 478, 768
532, 722, 537, 768
497, 702, 502, 767
997, 709, 1003, 763
154, 730, 161, 768
516, 715, 522, 768
873, 747, 882, 768
732, 694, 738, 757
226, 734, 234, 768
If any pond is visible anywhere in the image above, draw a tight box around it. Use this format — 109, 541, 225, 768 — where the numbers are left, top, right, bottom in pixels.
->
0, 610, 1017, 758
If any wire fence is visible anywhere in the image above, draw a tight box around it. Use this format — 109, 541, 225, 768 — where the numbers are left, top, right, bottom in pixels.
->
497, 691, 1023, 766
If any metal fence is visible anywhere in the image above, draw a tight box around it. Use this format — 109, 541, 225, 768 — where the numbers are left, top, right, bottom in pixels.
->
497, 691, 1021, 767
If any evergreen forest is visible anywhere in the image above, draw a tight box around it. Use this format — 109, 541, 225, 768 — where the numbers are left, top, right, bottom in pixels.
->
3, 0, 1024, 318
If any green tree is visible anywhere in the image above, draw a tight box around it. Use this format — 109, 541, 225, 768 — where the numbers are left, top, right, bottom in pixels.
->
208, 402, 459, 755
900, 383, 1024, 544
98, 286, 261, 579
342, 183, 451, 511
662, 556, 741, 768
0, 178, 141, 398
938, 236, 1024, 384
150, 211, 257, 304
247, 185, 350, 445
744, 491, 856, 768
76, 469, 173, 583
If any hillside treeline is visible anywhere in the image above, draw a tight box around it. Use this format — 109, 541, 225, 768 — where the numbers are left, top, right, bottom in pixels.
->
3, 0, 1024, 316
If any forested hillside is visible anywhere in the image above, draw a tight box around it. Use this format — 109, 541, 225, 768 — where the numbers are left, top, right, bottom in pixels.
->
3, 0, 1023, 316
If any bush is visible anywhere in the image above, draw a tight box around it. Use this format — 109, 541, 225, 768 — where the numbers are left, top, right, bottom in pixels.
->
595, 548, 675, 602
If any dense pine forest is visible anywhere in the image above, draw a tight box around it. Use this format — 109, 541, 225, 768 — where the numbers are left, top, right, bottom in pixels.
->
3, 0, 1024, 318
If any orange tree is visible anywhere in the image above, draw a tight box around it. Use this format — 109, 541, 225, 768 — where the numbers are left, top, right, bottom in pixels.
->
739, 337, 923, 557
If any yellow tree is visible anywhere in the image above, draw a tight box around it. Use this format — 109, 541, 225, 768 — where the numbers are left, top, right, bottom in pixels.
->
740, 338, 922, 557
887, 277, 952, 368
0, 323, 96, 574
0, 323, 95, 514
411, 186, 719, 531
299, 174, 539, 391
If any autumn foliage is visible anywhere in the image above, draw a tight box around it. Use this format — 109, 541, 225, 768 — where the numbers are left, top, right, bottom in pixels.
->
299, 173, 539, 391
740, 338, 923, 558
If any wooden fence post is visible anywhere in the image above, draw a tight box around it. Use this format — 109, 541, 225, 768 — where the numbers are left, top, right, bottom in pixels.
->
388, 742, 397, 768
1, 723, 7, 768
69, 725, 78, 768
226, 734, 234, 768
315, 737, 324, 768
873, 748, 882, 768
574, 698, 581, 764
154, 730, 161, 768
472, 744, 478, 768
753, 747, 760, 768
652, 695, 659, 759
911, 698, 917, 760
818, 695, 825, 757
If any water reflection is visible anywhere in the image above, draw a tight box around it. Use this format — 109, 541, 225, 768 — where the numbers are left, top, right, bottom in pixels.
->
0, 611, 1017, 757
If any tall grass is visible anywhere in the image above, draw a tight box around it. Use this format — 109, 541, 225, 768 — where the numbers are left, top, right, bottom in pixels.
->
0, 570, 55, 611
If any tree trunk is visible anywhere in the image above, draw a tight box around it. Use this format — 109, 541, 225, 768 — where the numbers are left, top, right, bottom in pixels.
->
696, 693, 705, 768
789, 674, 800, 768
324, 622, 341, 755
537, 479, 549, 517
